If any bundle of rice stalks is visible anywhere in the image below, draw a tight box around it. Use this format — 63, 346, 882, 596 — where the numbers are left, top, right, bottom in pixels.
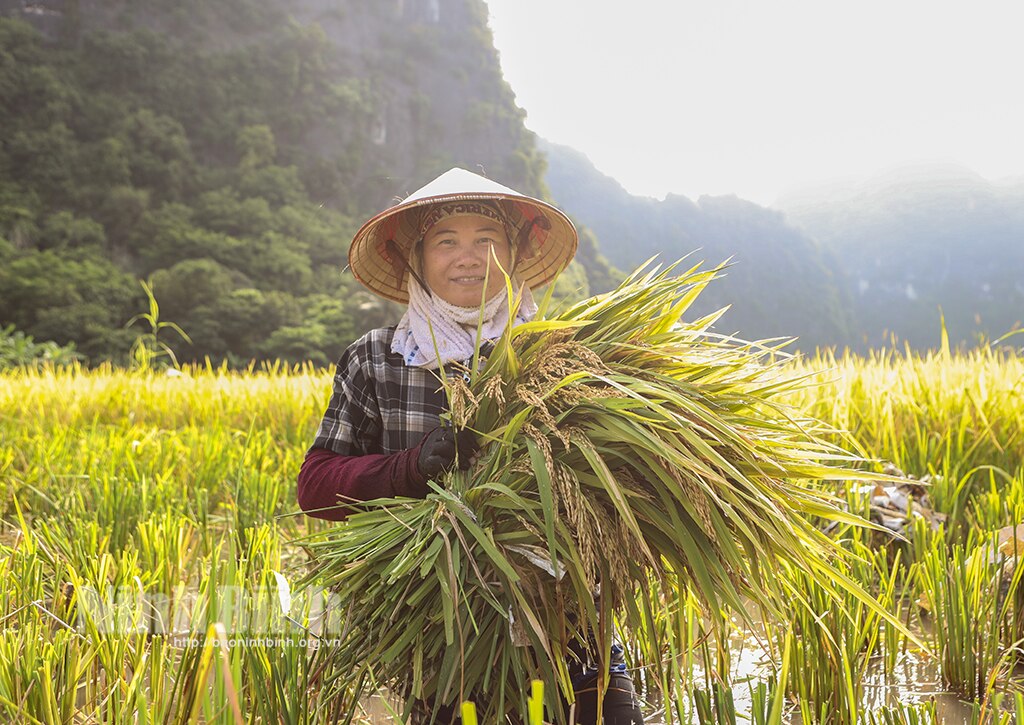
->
300, 261, 891, 723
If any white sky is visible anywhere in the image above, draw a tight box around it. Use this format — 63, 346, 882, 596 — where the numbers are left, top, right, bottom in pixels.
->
484, 0, 1024, 206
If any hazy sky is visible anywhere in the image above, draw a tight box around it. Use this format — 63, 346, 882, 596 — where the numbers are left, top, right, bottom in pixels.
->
484, 0, 1024, 206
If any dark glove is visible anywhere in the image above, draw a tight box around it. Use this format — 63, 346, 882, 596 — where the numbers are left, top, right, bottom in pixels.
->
417, 425, 478, 479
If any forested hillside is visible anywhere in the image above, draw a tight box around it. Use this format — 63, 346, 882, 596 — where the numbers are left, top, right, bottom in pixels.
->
0, 0, 607, 365
541, 140, 854, 351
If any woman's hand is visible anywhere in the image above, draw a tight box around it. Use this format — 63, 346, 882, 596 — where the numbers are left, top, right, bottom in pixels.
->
417, 426, 478, 478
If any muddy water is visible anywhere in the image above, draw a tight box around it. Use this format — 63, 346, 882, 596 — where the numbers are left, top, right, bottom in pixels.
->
861, 650, 976, 721
355, 634, 982, 724
636, 625, 981, 724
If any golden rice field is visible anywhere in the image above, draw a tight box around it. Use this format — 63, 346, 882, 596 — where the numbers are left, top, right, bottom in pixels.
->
1, 345, 1022, 724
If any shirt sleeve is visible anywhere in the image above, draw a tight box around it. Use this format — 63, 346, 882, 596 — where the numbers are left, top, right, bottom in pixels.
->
300, 333, 431, 521
312, 336, 382, 456
296, 445, 429, 521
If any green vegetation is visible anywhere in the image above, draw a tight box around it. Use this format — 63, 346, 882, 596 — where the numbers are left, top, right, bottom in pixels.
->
0, 12, 365, 365
3, 291, 1024, 721
0, 324, 82, 370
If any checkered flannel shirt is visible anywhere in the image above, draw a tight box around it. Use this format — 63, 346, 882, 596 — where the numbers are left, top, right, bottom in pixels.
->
312, 327, 448, 456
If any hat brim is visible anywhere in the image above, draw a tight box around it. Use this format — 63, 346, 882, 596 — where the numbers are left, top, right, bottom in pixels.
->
349, 190, 578, 305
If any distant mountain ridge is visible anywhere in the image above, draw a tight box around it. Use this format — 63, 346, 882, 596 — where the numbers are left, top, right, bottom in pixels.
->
541, 140, 854, 351
776, 163, 1024, 348
544, 143, 1024, 351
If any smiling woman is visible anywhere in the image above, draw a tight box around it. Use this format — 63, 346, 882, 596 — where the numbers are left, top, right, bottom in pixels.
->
295, 168, 646, 722
419, 210, 513, 308
295, 165, 576, 529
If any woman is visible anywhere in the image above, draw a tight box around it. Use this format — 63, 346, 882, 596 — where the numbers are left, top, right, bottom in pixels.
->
297, 167, 644, 724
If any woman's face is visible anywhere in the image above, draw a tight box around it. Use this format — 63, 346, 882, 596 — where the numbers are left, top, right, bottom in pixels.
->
420, 213, 513, 307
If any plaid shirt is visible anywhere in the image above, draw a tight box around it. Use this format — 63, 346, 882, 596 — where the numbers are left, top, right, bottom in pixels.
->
312, 327, 448, 456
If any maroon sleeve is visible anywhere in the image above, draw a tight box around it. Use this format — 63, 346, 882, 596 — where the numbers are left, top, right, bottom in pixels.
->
296, 442, 430, 521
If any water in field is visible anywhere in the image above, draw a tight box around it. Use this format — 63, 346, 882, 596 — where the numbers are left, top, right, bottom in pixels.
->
861, 651, 975, 721
337, 643, 980, 724
637, 624, 981, 724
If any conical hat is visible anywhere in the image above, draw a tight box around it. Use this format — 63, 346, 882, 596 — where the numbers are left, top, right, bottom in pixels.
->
348, 168, 578, 303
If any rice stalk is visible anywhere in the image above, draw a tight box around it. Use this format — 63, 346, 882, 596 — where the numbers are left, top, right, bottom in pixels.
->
300, 261, 909, 722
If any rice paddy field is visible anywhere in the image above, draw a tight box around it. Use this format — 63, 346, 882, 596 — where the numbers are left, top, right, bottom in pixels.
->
2, 343, 1023, 723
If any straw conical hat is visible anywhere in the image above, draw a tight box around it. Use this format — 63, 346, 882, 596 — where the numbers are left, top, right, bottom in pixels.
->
348, 168, 578, 303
